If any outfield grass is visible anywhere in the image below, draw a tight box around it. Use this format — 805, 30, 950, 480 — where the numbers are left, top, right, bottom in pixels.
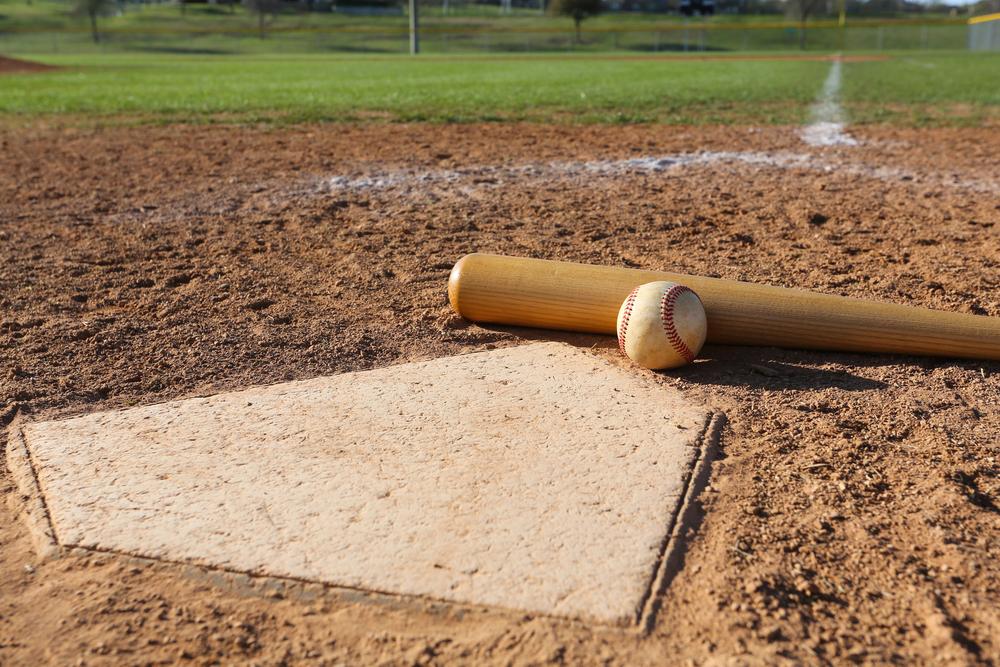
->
843, 52, 1000, 125
0, 52, 996, 126
0, 53, 831, 124
844, 53, 1000, 104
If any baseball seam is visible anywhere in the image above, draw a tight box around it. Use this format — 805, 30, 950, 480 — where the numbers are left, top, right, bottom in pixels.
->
618, 287, 640, 356
660, 286, 697, 364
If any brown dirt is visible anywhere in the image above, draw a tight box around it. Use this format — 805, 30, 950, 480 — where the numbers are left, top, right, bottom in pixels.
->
1, 123, 999, 666
0, 56, 57, 75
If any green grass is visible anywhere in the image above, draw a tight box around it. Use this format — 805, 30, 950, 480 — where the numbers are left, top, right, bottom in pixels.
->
1, 52, 997, 126
843, 52, 1000, 125
0, 53, 830, 124
844, 53, 1000, 104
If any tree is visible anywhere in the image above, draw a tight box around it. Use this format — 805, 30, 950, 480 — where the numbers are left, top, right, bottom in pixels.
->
243, 0, 282, 39
74, 0, 116, 43
548, 0, 603, 44
787, 0, 825, 49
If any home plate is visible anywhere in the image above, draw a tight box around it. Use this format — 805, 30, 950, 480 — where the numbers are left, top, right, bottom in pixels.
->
8, 342, 722, 626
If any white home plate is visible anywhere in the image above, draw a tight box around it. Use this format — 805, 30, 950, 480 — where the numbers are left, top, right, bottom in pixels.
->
9, 342, 720, 625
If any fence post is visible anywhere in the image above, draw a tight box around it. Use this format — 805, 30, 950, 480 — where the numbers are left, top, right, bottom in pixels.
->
409, 0, 419, 55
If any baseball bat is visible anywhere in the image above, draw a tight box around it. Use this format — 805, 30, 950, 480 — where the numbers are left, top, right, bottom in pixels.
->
447, 253, 1000, 361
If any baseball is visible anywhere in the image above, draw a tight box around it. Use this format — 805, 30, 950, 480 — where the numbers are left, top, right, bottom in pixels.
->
616, 281, 707, 370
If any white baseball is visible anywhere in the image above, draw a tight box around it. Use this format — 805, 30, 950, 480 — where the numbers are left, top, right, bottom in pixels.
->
616, 281, 707, 370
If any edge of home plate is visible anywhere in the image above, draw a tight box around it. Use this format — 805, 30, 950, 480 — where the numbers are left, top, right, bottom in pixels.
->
7, 342, 724, 629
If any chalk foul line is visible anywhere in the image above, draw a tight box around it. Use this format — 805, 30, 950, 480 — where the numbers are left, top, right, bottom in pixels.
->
323, 150, 998, 196
801, 58, 858, 148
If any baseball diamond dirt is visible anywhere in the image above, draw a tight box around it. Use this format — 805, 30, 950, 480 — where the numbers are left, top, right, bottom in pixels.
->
0, 56, 58, 75
1, 122, 999, 664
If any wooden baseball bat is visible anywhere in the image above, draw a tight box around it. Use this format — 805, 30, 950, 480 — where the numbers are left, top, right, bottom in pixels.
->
447, 253, 1000, 361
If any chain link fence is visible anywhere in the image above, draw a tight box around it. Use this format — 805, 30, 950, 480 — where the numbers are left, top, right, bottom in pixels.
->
968, 13, 1000, 51
0, 22, 976, 55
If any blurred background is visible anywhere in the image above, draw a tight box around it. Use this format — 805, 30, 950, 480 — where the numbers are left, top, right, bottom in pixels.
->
1, 0, 998, 55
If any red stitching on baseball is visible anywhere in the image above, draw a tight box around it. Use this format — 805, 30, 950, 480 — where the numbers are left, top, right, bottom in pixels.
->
660, 285, 698, 363
618, 287, 639, 356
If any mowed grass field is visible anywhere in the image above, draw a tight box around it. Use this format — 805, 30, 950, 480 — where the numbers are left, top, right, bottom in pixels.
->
843, 53, 1000, 124
0, 52, 998, 125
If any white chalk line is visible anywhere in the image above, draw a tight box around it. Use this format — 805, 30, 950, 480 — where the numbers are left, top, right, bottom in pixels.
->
323, 150, 1000, 196
801, 59, 858, 148
321, 62, 1000, 197
325, 152, 795, 192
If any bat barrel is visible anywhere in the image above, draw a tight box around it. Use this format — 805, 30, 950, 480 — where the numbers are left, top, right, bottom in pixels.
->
448, 253, 1000, 361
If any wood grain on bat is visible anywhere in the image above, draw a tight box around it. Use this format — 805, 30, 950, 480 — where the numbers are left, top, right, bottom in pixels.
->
448, 253, 1000, 361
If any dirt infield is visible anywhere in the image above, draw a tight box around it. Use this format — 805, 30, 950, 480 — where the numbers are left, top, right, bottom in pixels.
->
1, 122, 998, 665
0, 56, 57, 75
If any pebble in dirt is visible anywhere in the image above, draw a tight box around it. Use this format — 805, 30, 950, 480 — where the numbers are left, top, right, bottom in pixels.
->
9, 342, 721, 626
